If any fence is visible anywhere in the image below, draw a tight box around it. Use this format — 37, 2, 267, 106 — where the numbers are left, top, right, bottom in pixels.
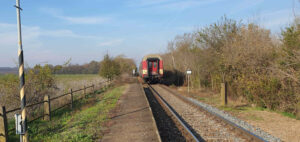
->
0, 79, 111, 142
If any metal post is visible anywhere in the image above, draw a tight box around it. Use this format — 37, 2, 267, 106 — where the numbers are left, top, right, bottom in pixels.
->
15, 0, 27, 141
188, 75, 190, 93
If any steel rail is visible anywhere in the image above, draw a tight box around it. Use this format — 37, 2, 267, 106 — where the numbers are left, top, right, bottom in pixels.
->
160, 85, 267, 142
147, 84, 200, 142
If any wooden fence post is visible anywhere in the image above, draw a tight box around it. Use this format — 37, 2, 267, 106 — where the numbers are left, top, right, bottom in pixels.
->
44, 95, 51, 121
92, 85, 95, 94
83, 85, 86, 98
221, 82, 228, 106
0, 106, 8, 142
69, 89, 73, 109
211, 78, 214, 90
296, 101, 300, 120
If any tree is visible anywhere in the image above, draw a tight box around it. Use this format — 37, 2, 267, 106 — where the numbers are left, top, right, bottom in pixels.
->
114, 55, 136, 74
99, 54, 120, 79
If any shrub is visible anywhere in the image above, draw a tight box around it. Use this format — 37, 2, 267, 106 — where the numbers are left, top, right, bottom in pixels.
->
99, 54, 120, 79
0, 64, 56, 111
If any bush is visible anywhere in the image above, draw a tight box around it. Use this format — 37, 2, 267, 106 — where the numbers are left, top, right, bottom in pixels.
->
0, 64, 56, 111
99, 54, 136, 79
99, 54, 120, 79
161, 16, 300, 114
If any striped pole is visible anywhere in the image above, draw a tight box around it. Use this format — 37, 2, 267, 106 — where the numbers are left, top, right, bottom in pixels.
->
15, 0, 27, 141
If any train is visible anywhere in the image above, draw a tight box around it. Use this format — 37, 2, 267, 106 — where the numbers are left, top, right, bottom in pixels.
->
139, 54, 164, 83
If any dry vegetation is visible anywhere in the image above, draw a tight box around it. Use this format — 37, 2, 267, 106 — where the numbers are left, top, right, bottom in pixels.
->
162, 16, 300, 117
0, 65, 56, 111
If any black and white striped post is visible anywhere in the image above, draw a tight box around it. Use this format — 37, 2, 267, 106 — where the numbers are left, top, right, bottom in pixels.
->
15, 0, 28, 141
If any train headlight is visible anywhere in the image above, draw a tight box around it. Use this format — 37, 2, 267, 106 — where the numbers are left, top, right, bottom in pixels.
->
159, 69, 163, 74
143, 70, 148, 74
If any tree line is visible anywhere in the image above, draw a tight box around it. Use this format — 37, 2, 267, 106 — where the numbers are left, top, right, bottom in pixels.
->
43, 55, 136, 75
162, 16, 300, 116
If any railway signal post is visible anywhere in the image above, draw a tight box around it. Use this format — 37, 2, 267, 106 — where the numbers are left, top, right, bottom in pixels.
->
186, 69, 192, 94
15, 0, 28, 141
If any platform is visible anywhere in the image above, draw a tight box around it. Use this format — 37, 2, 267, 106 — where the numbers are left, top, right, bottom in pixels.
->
101, 82, 161, 142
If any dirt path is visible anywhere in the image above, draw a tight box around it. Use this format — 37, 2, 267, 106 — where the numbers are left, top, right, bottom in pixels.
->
101, 82, 161, 142
237, 110, 300, 142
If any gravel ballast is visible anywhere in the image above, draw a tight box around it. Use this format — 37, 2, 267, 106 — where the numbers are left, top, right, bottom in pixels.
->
144, 87, 187, 141
154, 85, 246, 141
187, 97, 282, 142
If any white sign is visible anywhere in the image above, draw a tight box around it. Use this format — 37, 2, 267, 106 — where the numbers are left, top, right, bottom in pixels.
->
15, 114, 24, 135
187, 70, 192, 75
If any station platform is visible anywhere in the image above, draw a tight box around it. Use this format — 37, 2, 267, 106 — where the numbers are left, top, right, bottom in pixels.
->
101, 82, 161, 142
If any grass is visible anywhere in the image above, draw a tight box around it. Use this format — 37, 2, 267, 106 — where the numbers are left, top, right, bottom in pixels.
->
7, 85, 125, 142
218, 104, 297, 120
281, 111, 297, 119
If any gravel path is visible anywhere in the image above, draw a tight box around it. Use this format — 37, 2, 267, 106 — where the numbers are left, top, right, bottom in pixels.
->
153, 85, 246, 142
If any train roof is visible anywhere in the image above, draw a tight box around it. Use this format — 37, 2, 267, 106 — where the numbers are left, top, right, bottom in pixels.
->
142, 54, 162, 61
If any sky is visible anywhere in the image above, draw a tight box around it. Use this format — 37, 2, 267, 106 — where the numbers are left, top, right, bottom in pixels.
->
0, 0, 299, 67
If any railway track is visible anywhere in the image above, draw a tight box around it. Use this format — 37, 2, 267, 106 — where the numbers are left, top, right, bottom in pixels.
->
144, 83, 270, 142
147, 84, 199, 142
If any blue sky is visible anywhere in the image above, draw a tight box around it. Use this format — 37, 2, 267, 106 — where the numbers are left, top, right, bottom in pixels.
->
0, 0, 299, 67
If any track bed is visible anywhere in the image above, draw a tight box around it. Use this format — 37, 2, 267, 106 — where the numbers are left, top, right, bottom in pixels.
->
144, 84, 273, 142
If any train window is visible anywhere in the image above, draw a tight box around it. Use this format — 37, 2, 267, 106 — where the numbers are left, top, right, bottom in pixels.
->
154, 62, 157, 68
148, 62, 152, 67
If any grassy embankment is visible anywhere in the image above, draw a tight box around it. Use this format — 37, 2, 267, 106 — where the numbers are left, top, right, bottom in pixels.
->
176, 87, 297, 120
8, 81, 125, 142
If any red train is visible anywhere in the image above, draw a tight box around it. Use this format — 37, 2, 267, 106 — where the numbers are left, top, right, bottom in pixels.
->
139, 54, 163, 83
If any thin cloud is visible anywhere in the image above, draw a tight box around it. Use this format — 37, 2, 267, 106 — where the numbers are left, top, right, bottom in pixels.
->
41, 29, 101, 39
229, 0, 264, 14
58, 16, 109, 24
127, 0, 224, 11
0, 23, 111, 66
98, 39, 124, 47
255, 9, 296, 32
40, 7, 111, 24
126, 0, 173, 7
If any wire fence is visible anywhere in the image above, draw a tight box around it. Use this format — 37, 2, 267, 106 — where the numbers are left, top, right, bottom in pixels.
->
0, 79, 111, 141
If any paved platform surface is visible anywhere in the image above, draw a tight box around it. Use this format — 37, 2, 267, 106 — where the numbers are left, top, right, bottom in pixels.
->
101, 82, 161, 142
